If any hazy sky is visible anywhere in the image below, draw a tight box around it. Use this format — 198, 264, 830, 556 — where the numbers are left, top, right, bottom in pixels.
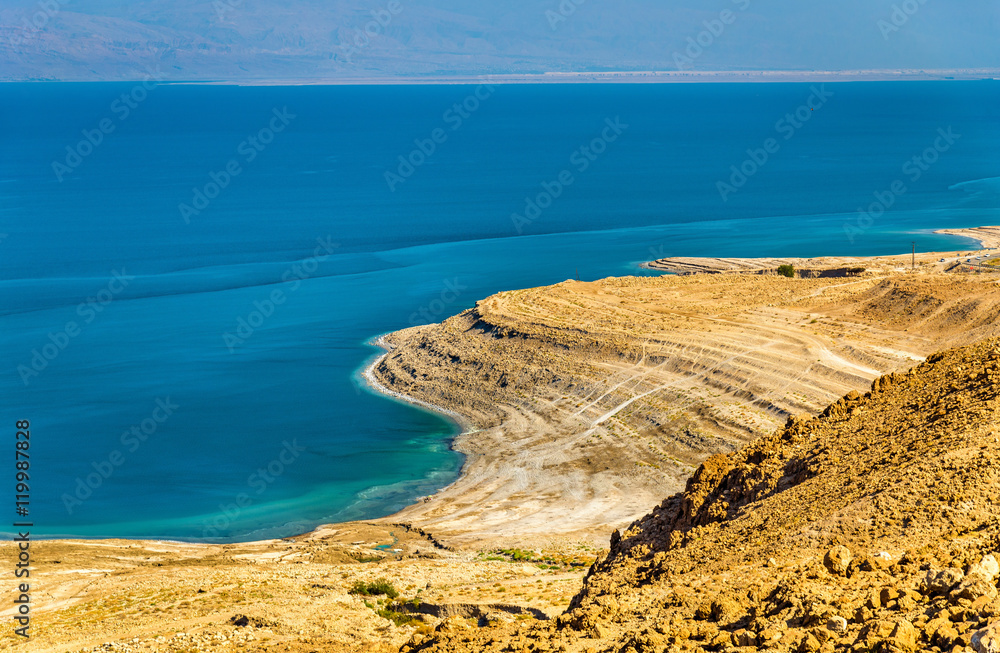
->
1, 0, 998, 80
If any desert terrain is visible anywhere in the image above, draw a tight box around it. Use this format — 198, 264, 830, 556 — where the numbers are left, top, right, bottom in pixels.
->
6, 227, 1000, 652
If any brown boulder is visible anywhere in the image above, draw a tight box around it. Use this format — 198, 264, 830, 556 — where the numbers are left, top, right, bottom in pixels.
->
711, 596, 745, 624
951, 573, 999, 602
973, 621, 1000, 653
888, 620, 918, 651
824, 546, 852, 576
436, 616, 472, 633
921, 568, 965, 595
970, 555, 1000, 581
827, 616, 848, 634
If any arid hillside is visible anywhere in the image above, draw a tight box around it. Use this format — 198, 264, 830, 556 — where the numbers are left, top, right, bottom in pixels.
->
372, 271, 1000, 546
408, 336, 1000, 652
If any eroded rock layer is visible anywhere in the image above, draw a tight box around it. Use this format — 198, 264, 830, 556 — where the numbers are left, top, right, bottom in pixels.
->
373, 273, 1000, 545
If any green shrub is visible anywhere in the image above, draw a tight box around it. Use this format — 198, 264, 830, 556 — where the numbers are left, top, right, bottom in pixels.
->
352, 554, 382, 563
349, 578, 399, 599
777, 264, 795, 278
377, 607, 422, 627
498, 548, 536, 561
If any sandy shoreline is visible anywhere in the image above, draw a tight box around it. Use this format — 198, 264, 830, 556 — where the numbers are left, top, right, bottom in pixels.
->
356, 335, 478, 513
153, 67, 1000, 86
934, 225, 1000, 249
645, 226, 1000, 275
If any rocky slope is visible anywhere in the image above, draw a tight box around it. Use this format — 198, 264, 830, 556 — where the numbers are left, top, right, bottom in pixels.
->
372, 272, 1000, 546
405, 336, 1000, 652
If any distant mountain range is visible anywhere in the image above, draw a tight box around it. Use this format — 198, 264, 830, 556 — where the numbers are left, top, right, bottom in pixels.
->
1, 0, 998, 81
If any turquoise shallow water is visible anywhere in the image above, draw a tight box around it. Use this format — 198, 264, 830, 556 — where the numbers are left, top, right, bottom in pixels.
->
0, 81, 997, 541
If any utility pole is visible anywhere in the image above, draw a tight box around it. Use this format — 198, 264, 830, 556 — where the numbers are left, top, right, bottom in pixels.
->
911, 242, 915, 271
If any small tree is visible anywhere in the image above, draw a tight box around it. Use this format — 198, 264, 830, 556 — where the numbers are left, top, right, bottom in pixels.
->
777, 264, 795, 278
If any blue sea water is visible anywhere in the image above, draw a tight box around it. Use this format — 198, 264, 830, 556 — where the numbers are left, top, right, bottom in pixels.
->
0, 81, 997, 541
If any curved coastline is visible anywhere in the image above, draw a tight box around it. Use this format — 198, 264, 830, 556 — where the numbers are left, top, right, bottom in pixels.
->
933, 226, 1000, 250
360, 334, 474, 434
355, 335, 480, 524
